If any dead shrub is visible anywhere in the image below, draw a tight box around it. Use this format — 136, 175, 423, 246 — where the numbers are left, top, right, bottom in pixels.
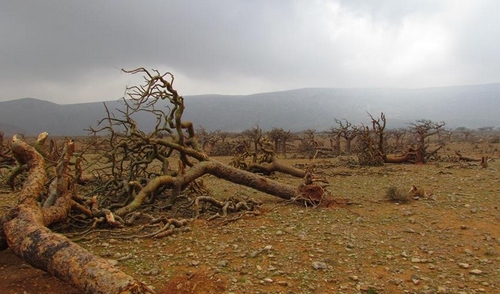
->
386, 186, 411, 203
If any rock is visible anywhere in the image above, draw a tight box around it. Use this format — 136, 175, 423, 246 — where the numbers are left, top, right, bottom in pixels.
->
312, 261, 327, 269
264, 245, 273, 251
469, 269, 483, 275
263, 278, 273, 283
106, 259, 119, 266
249, 250, 260, 258
349, 275, 359, 281
458, 263, 470, 269
217, 260, 228, 267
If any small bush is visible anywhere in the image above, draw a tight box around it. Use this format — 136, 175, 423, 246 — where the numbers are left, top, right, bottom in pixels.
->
386, 186, 411, 203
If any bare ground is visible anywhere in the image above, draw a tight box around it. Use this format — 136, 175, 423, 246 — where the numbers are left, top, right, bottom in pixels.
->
1, 156, 499, 294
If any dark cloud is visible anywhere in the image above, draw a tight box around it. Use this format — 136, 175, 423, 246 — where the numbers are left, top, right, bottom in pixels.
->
0, 0, 499, 104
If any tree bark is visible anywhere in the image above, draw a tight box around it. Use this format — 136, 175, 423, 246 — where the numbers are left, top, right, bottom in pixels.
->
115, 159, 310, 216
1, 136, 153, 294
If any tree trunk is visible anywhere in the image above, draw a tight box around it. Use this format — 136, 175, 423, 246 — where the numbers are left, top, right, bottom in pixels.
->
1, 136, 153, 294
115, 159, 312, 216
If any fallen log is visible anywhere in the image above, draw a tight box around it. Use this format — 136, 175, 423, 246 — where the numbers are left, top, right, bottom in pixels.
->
1, 135, 153, 294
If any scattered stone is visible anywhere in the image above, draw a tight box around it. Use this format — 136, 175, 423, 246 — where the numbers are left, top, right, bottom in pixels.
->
464, 249, 473, 255
437, 286, 447, 293
263, 278, 273, 283
217, 260, 228, 267
469, 269, 483, 275
264, 245, 273, 251
390, 278, 403, 285
411, 275, 420, 285
312, 261, 327, 270
277, 281, 289, 286
484, 248, 497, 256
189, 260, 200, 266
106, 259, 119, 266
349, 275, 359, 281
249, 251, 260, 258
458, 263, 470, 269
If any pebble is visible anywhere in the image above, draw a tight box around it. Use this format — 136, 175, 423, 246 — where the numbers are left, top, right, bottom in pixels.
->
312, 261, 327, 269
249, 251, 260, 258
277, 281, 289, 286
217, 260, 228, 267
469, 269, 483, 275
106, 259, 118, 266
263, 278, 273, 283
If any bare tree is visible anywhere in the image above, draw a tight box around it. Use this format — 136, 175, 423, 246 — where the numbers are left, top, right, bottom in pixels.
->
2, 68, 328, 293
268, 127, 292, 158
409, 119, 445, 163
328, 126, 342, 157
298, 129, 318, 159
456, 127, 473, 142
335, 119, 359, 154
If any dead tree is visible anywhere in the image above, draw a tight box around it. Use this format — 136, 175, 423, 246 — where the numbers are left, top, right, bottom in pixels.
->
196, 126, 220, 155
242, 124, 263, 154
335, 119, 359, 154
1, 68, 327, 293
328, 126, 342, 157
298, 129, 318, 159
456, 127, 473, 142
357, 113, 414, 164
409, 119, 445, 163
268, 127, 291, 158
86, 68, 323, 216
1, 136, 153, 293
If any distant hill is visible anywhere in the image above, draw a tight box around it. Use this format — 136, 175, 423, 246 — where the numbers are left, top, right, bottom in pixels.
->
1, 83, 500, 136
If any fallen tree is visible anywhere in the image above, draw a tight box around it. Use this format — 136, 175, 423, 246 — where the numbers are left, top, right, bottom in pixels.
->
1, 136, 153, 293
1, 68, 327, 292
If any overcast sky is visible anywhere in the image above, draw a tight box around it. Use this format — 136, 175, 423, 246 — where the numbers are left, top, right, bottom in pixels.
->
1, 0, 499, 104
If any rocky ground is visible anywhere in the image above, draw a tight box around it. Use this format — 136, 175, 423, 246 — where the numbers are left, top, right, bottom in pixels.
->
1, 154, 499, 294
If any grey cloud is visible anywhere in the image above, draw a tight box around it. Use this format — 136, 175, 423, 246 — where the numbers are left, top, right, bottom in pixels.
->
0, 0, 499, 104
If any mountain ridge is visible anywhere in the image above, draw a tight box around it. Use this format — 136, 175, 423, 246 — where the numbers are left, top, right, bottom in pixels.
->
1, 83, 500, 136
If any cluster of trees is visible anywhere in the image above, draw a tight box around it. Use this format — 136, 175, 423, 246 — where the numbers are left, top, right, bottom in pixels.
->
195, 113, 499, 167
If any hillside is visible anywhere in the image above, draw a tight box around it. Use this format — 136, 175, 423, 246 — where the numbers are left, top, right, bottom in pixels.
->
1, 83, 500, 136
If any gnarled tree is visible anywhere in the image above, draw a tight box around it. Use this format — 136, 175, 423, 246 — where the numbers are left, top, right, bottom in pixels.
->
1, 68, 329, 293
